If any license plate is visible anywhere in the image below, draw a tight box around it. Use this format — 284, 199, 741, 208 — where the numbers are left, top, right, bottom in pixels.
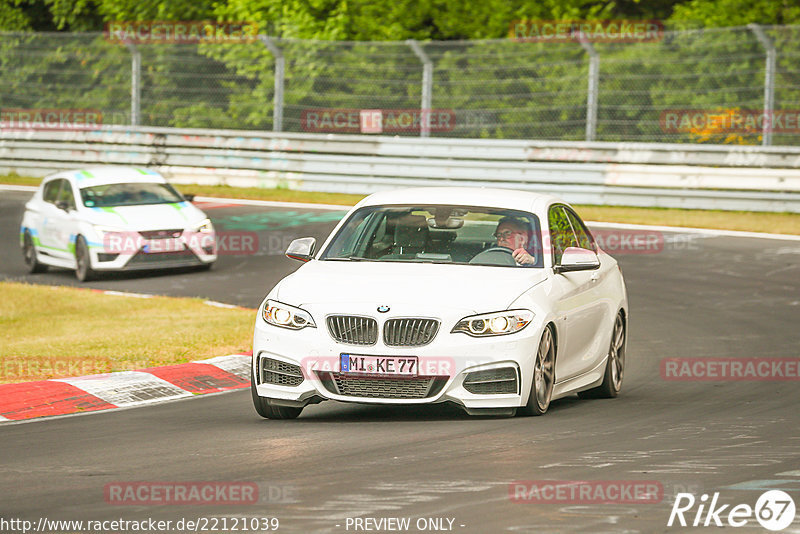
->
142, 238, 183, 253
340, 354, 418, 376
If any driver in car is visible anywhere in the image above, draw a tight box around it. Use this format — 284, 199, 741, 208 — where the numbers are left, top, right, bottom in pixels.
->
494, 217, 536, 265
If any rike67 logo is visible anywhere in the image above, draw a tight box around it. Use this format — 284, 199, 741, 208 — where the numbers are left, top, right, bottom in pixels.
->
668, 490, 796, 531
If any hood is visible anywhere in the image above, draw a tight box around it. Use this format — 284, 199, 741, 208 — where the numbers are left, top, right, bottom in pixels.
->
275, 260, 548, 314
83, 202, 206, 230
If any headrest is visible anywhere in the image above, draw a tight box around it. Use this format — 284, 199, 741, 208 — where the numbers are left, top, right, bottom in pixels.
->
393, 214, 428, 249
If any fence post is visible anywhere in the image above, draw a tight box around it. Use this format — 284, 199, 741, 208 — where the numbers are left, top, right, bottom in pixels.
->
126, 43, 141, 127
579, 37, 599, 142
260, 36, 284, 132
748, 24, 776, 146
407, 39, 433, 137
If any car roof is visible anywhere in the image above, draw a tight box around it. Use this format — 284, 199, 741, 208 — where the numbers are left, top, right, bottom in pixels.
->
47, 166, 166, 188
354, 187, 566, 214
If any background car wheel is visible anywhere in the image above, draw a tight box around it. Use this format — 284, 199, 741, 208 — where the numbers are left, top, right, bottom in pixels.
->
22, 231, 48, 273
520, 325, 555, 416
74, 236, 96, 282
578, 312, 626, 399
250, 367, 303, 420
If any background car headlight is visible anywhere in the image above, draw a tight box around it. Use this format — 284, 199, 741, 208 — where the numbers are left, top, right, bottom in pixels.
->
194, 218, 213, 233
262, 300, 316, 330
452, 310, 533, 337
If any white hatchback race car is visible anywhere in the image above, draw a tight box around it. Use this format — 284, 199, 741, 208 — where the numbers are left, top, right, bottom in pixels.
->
251, 187, 628, 419
20, 166, 216, 281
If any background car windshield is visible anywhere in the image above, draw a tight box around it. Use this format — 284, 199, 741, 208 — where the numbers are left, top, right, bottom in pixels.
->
79, 182, 183, 207
321, 205, 543, 267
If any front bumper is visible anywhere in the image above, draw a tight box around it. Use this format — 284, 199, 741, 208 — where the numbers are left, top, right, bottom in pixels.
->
87, 232, 217, 271
251, 312, 543, 411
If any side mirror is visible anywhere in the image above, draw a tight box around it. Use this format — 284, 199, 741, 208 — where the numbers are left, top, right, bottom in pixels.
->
183, 194, 195, 202
55, 200, 70, 212
555, 247, 600, 273
285, 237, 316, 262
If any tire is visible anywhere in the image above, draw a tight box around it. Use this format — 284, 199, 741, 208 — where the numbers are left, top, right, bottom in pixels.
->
74, 236, 96, 282
519, 325, 556, 416
578, 312, 626, 399
22, 231, 48, 273
250, 366, 303, 420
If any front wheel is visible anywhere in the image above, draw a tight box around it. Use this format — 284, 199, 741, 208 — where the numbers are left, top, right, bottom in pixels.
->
22, 231, 48, 273
519, 325, 555, 416
578, 312, 626, 399
75, 236, 96, 282
251, 367, 303, 420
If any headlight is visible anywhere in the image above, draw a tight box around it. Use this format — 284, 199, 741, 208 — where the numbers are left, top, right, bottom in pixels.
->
452, 310, 533, 337
262, 300, 316, 330
194, 218, 213, 233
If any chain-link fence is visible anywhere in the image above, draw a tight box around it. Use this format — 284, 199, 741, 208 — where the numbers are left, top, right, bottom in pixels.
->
1, 25, 799, 144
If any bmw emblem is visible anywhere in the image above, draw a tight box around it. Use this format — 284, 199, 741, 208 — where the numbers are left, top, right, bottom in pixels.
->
377, 305, 390, 313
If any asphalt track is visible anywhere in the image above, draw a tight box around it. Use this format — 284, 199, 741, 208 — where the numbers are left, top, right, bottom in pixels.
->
2, 189, 800, 533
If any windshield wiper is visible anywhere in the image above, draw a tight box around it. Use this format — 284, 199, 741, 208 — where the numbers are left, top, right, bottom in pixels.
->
324, 255, 370, 261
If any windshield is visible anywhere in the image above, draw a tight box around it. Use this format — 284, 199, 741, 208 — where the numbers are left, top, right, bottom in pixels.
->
320, 205, 543, 267
79, 182, 184, 207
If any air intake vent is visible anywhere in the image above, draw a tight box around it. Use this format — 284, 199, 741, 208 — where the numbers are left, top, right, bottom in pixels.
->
259, 357, 304, 387
463, 367, 518, 394
317, 372, 446, 399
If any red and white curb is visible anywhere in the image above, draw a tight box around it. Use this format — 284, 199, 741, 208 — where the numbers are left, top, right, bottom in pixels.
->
0, 354, 251, 422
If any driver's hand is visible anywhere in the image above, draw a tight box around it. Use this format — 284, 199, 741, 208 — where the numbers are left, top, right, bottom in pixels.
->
512, 248, 535, 265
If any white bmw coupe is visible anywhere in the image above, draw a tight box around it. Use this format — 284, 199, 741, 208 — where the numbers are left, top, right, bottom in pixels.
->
251, 187, 628, 419
20, 166, 216, 281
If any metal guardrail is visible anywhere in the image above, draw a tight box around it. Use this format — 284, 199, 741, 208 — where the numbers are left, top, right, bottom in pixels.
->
1, 126, 799, 213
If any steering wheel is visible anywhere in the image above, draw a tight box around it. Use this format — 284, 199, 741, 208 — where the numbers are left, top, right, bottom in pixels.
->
481, 246, 513, 255
469, 246, 516, 266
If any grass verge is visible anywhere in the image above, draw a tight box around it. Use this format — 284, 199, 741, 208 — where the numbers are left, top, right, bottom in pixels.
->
3, 173, 798, 235
0, 281, 254, 384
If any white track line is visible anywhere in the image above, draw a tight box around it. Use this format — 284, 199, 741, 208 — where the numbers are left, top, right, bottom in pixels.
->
586, 220, 800, 242
102, 290, 155, 299
0, 184, 37, 192
204, 300, 240, 309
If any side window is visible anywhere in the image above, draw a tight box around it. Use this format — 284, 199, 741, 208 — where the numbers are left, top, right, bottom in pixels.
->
548, 205, 578, 266
43, 180, 62, 204
564, 208, 595, 252
55, 180, 76, 210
